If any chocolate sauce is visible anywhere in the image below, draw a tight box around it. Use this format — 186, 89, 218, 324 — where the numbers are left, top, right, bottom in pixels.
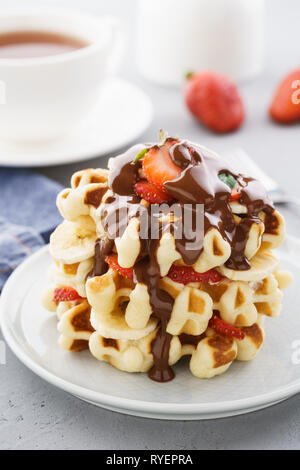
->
91, 139, 275, 382
109, 144, 145, 196
110, 161, 138, 196
170, 142, 192, 168
165, 144, 274, 269
238, 177, 273, 215
134, 247, 175, 382
172, 206, 205, 265
179, 333, 206, 346
225, 216, 262, 270
89, 238, 114, 277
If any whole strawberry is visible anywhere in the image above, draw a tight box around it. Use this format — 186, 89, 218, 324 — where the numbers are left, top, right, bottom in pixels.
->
269, 69, 300, 123
184, 72, 245, 133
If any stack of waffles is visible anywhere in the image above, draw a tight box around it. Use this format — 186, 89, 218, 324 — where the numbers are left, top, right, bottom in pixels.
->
42, 138, 292, 382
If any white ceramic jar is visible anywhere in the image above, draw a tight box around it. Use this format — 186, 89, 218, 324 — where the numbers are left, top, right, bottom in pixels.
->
136, 0, 265, 86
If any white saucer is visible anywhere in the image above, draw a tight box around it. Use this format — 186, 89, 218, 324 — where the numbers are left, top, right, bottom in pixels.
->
0, 78, 153, 167
1, 237, 299, 420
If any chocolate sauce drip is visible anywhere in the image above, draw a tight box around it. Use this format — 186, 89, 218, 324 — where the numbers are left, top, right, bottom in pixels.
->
134, 242, 175, 382
109, 144, 145, 196
89, 238, 114, 277
150, 328, 173, 382
179, 333, 206, 346
172, 206, 205, 265
170, 141, 192, 168
238, 177, 273, 215
225, 216, 261, 270
91, 139, 276, 382
165, 144, 274, 270
110, 161, 139, 196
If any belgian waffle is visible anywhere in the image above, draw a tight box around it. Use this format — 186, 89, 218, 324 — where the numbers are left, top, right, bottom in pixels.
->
42, 136, 293, 382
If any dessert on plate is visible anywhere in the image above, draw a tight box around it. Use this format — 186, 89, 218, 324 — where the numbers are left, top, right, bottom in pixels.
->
42, 132, 292, 382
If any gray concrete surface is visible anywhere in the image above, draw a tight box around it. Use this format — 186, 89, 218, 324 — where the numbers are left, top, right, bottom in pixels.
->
1, 0, 300, 450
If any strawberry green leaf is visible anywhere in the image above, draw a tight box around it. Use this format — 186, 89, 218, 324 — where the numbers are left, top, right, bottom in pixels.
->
218, 172, 236, 190
134, 148, 148, 163
185, 71, 195, 80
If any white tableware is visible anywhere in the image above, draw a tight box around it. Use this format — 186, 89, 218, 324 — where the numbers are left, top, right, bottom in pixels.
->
0, 78, 153, 167
136, 0, 265, 85
0, 8, 124, 142
0, 236, 299, 420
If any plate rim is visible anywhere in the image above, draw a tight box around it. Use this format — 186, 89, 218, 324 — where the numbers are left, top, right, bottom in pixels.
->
1, 236, 300, 417
0, 78, 153, 167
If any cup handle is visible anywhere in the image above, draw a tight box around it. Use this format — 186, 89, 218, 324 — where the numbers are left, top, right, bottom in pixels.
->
104, 16, 125, 75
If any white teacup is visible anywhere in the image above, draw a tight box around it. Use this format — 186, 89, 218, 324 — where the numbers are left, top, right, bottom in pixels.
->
0, 8, 123, 142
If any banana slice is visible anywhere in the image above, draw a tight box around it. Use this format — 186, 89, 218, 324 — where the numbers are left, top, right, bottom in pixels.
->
49, 258, 93, 298
218, 251, 279, 282
49, 220, 97, 264
90, 307, 158, 340
230, 201, 247, 215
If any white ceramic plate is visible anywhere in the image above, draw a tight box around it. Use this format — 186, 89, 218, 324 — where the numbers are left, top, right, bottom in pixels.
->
0, 78, 153, 167
1, 237, 299, 420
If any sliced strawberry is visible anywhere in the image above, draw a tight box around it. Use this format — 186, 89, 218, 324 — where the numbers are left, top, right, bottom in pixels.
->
134, 180, 173, 204
105, 254, 133, 280
142, 140, 182, 190
209, 314, 245, 340
229, 190, 240, 202
53, 286, 82, 304
167, 265, 223, 285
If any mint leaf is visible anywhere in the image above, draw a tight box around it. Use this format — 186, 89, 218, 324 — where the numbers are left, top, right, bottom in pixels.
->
134, 148, 148, 163
219, 172, 236, 190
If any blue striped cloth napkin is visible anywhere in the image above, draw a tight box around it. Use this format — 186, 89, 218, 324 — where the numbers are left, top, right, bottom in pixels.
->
0, 168, 62, 290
